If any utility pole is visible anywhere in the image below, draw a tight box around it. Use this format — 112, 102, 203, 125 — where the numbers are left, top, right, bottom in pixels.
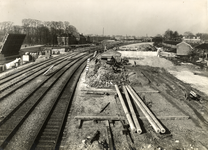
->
103, 27, 104, 36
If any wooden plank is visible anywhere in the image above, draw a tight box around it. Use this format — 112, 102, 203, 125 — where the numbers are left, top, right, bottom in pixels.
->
81, 89, 159, 94
43, 65, 54, 75
136, 90, 159, 93
81, 89, 116, 94
139, 115, 190, 120
86, 91, 106, 95
74, 115, 125, 121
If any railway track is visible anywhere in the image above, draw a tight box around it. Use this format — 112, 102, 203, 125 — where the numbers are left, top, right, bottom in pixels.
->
0, 52, 81, 91
0, 53, 88, 123
0, 45, 94, 81
29, 59, 87, 150
0, 53, 92, 150
0, 51, 78, 83
0, 52, 86, 100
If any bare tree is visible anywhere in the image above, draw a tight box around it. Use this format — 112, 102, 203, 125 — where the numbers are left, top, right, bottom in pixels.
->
0, 21, 14, 34
183, 31, 195, 38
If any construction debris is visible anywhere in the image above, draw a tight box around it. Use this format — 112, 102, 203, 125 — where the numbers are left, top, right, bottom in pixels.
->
187, 90, 201, 101
85, 50, 129, 88
89, 130, 100, 145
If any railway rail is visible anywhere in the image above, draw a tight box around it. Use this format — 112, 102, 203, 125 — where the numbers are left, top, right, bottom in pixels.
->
0, 52, 80, 89
0, 45, 94, 83
0, 53, 92, 150
29, 58, 87, 150
0, 52, 86, 100
0, 53, 87, 123
0, 51, 76, 83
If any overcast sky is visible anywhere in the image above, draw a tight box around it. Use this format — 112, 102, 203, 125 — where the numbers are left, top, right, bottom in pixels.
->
0, 0, 208, 36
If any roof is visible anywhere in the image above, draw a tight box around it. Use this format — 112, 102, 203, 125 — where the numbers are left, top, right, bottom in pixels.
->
176, 41, 193, 49
195, 43, 208, 50
0, 34, 26, 55
20, 45, 44, 53
21, 45, 44, 49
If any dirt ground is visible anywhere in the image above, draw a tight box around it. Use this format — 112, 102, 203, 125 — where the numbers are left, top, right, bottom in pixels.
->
129, 56, 208, 95
61, 56, 208, 150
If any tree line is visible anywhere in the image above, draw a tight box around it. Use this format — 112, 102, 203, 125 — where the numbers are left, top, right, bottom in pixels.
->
157, 29, 208, 41
0, 19, 80, 45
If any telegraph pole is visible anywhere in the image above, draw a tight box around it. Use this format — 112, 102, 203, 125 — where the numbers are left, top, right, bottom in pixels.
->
103, 27, 104, 36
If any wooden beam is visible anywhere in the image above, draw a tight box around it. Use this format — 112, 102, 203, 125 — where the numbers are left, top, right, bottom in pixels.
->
136, 90, 159, 93
81, 89, 116, 94
43, 65, 54, 75
86, 91, 106, 95
139, 115, 190, 120
74, 115, 125, 121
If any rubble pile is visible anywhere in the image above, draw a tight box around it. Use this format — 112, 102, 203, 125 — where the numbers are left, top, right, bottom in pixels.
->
137, 44, 156, 51
86, 59, 127, 88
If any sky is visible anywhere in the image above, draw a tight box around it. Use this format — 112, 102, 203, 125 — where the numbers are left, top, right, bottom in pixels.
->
0, 0, 208, 36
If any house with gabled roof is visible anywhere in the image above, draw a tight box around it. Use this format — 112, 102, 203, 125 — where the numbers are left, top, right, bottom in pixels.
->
176, 41, 193, 56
